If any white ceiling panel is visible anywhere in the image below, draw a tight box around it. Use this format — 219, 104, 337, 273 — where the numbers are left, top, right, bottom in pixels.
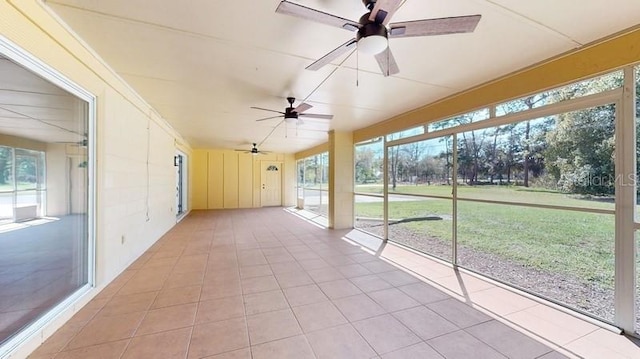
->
37, 0, 640, 153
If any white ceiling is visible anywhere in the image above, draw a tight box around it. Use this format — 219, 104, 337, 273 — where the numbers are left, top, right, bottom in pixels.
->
41, 0, 640, 153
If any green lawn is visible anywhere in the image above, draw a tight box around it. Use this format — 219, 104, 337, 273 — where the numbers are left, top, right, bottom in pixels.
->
355, 185, 616, 288
356, 183, 616, 210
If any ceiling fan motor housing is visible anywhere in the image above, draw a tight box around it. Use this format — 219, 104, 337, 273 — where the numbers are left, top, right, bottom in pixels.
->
284, 107, 298, 119
362, 0, 376, 10
357, 13, 388, 40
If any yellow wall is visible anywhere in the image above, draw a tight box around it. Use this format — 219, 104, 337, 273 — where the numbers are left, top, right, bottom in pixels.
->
353, 27, 640, 143
0, 2, 192, 356
192, 149, 295, 209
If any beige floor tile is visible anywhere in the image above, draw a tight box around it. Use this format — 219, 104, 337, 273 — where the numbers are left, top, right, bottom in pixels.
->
368, 288, 421, 312
241, 276, 281, 294
378, 270, 421, 287
196, 296, 244, 324
317, 279, 362, 299
274, 271, 314, 289
427, 330, 506, 359
505, 309, 593, 346
306, 323, 376, 359
381, 342, 444, 359
392, 306, 459, 340
282, 284, 329, 307
163, 271, 205, 289
269, 261, 304, 275
353, 314, 421, 355
65, 311, 145, 350
427, 298, 492, 329
188, 317, 249, 359
332, 294, 387, 322
239, 264, 273, 279
200, 281, 242, 300
466, 320, 555, 359
28, 321, 86, 356
201, 348, 252, 359
336, 263, 373, 278
243, 290, 290, 315
396, 282, 451, 305
122, 327, 191, 359
292, 301, 348, 333
98, 291, 158, 317
152, 285, 201, 309
467, 286, 538, 316
246, 308, 302, 345
349, 274, 394, 293
565, 329, 640, 359
251, 335, 316, 359
54, 340, 129, 359
136, 302, 197, 335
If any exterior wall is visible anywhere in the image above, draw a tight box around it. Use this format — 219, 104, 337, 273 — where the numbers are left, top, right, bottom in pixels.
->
0, 1, 191, 357
192, 149, 295, 209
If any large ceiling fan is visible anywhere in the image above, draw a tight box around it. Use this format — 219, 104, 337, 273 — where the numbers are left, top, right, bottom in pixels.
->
276, 0, 481, 76
252, 97, 333, 125
235, 143, 270, 155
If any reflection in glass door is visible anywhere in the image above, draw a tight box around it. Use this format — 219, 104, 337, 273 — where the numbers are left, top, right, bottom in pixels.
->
0, 47, 92, 352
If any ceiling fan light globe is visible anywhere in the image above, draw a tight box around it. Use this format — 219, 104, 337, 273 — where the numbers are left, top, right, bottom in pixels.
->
357, 22, 388, 55
358, 35, 387, 54
284, 116, 297, 124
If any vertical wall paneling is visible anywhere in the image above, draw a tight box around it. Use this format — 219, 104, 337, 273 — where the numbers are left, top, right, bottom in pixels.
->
191, 150, 208, 209
208, 151, 224, 208
223, 151, 239, 208
238, 153, 253, 208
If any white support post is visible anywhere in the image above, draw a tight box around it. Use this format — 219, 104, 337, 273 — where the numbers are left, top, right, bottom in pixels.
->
383, 141, 389, 241
614, 66, 637, 333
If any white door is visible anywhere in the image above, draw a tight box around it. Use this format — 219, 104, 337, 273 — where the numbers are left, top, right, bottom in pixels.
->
261, 161, 282, 207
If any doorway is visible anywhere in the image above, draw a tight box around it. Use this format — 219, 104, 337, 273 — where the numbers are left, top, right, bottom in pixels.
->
261, 161, 282, 207
175, 152, 187, 218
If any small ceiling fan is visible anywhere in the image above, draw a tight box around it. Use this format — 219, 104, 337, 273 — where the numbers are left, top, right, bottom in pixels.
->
276, 0, 481, 76
235, 143, 270, 155
252, 97, 333, 125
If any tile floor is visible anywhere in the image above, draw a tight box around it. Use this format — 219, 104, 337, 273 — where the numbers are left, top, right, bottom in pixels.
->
26, 208, 640, 359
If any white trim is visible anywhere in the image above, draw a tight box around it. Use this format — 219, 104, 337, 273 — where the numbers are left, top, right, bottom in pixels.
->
0, 35, 96, 358
614, 67, 637, 333
387, 88, 623, 148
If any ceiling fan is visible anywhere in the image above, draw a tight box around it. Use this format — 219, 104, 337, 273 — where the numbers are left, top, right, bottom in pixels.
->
252, 97, 333, 125
276, 0, 481, 76
235, 143, 270, 155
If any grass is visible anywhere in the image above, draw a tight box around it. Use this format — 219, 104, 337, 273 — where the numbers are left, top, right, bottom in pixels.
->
355, 183, 616, 210
354, 185, 616, 288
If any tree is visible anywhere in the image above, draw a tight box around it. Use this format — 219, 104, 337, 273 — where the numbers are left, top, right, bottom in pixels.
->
545, 104, 615, 195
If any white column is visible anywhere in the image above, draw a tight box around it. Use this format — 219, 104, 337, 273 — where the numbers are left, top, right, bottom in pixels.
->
328, 130, 354, 229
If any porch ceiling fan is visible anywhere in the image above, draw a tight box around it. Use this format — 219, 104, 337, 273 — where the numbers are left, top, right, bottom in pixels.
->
252, 97, 333, 125
275, 0, 481, 76
235, 143, 270, 155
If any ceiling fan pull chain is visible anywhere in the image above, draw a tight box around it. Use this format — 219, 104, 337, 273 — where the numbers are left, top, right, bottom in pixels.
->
356, 45, 360, 87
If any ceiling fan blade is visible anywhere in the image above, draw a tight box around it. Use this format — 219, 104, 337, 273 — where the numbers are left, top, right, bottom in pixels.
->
307, 38, 357, 71
256, 115, 284, 122
276, 1, 360, 31
250, 106, 285, 114
368, 0, 403, 25
375, 47, 399, 77
389, 15, 481, 38
299, 113, 333, 120
294, 102, 313, 113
